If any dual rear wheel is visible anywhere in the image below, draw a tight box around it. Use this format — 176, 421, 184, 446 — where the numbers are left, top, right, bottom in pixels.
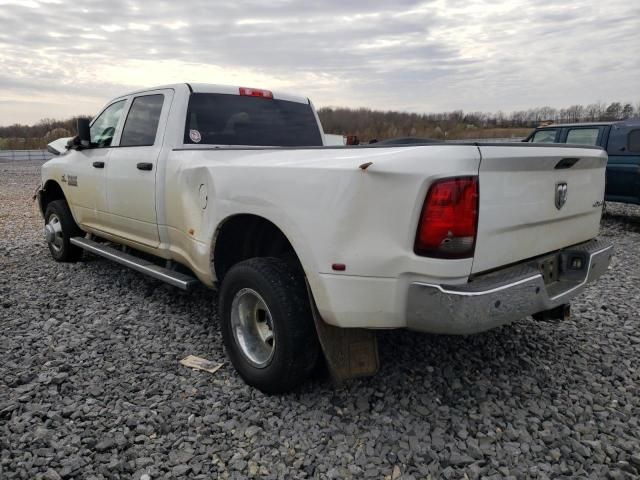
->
219, 257, 320, 394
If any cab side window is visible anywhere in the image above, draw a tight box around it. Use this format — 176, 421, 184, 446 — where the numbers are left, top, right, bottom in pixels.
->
120, 95, 164, 147
531, 129, 557, 143
90, 100, 126, 148
628, 129, 640, 153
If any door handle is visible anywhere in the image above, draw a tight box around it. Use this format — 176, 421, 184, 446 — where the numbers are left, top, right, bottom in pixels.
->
137, 162, 153, 171
92, 161, 105, 169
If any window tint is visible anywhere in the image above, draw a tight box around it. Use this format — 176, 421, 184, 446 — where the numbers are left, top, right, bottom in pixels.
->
531, 129, 557, 143
184, 93, 322, 147
120, 95, 164, 147
90, 100, 125, 147
566, 128, 599, 145
628, 129, 640, 153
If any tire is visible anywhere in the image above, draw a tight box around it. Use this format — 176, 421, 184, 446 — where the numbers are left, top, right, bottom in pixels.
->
44, 200, 83, 262
219, 257, 320, 393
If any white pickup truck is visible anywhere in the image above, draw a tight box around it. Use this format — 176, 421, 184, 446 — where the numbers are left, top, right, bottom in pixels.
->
38, 83, 613, 393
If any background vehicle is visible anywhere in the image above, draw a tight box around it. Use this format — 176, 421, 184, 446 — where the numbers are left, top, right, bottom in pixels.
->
524, 120, 640, 205
37, 83, 612, 392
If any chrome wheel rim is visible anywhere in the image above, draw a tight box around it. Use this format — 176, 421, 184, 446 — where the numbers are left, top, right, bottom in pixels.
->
45, 214, 64, 253
230, 288, 275, 368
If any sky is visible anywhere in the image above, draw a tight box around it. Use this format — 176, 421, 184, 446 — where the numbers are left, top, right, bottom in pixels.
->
0, 0, 638, 125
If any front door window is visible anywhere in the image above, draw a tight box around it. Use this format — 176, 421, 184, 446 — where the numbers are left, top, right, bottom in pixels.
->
90, 100, 126, 147
531, 129, 558, 143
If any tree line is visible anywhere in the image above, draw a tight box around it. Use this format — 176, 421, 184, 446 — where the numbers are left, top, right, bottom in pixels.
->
0, 100, 638, 149
318, 101, 639, 142
0, 116, 90, 150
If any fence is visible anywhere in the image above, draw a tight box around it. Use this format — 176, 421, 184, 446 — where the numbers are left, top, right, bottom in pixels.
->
0, 150, 53, 161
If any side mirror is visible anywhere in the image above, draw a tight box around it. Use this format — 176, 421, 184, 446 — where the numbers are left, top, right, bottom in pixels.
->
77, 118, 91, 148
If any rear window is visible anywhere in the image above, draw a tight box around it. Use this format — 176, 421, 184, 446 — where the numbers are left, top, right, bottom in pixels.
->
184, 93, 322, 147
531, 129, 557, 143
628, 129, 640, 153
566, 128, 599, 146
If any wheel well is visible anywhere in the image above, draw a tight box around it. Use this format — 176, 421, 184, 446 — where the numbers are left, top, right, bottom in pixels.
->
41, 180, 66, 210
213, 215, 301, 281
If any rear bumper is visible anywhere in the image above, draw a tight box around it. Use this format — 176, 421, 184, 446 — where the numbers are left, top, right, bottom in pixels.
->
406, 239, 613, 334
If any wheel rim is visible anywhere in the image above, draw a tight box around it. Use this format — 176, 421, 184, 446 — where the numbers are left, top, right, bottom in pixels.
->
230, 288, 275, 368
45, 214, 64, 253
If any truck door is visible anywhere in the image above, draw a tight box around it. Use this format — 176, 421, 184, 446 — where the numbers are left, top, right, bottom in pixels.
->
64, 99, 127, 230
103, 89, 174, 247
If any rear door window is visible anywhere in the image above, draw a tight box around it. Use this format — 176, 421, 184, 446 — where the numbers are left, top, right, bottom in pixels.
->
184, 93, 322, 147
120, 94, 165, 147
566, 128, 599, 146
530, 129, 558, 143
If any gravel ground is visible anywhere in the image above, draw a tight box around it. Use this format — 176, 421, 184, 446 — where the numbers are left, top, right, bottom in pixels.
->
1, 159, 639, 480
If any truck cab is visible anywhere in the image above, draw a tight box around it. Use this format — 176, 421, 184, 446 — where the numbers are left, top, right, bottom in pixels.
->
524, 120, 640, 205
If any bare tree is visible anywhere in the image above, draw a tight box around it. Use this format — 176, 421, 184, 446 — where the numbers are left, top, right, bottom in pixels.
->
605, 102, 623, 120
622, 103, 634, 119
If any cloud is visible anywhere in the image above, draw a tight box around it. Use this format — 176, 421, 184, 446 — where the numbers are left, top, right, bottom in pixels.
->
0, 0, 638, 124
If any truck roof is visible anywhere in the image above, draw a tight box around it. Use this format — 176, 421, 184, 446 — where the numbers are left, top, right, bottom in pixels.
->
534, 119, 640, 129
114, 83, 310, 105
535, 122, 615, 129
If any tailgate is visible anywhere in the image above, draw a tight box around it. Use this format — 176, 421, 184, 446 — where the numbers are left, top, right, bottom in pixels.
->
472, 144, 607, 274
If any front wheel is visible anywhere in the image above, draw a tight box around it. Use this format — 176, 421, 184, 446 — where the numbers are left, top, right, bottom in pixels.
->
43, 200, 83, 262
219, 257, 320, 393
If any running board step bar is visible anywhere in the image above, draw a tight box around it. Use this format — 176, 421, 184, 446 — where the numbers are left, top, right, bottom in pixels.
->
70, 237, 199, 290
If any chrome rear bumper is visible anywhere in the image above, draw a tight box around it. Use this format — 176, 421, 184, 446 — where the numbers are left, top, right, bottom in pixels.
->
406, 239, 613, 335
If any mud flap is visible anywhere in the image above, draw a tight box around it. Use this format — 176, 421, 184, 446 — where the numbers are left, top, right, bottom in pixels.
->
306, 284, 379, 384
33, 187, 45, 218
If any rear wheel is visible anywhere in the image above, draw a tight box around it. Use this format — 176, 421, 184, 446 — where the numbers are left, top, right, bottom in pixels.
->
219, 257, 320, 393
44, 200, 83, 262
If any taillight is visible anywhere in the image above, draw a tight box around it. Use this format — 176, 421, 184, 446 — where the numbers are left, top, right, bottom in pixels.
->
414, 176, 479, 258
239, 87, 273, 99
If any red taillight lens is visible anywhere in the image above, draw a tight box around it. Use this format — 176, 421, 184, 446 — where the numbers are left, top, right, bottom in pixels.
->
239, 87, 273, 99
414, 176, 479, 258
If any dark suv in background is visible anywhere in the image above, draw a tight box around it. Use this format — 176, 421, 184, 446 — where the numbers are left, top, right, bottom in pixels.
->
524, 120, 640, 205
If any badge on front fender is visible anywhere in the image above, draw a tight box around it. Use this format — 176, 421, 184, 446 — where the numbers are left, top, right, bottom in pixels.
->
62, 173, 77, 186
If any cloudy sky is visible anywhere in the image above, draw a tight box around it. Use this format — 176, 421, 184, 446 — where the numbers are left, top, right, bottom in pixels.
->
0, 0, 638, 125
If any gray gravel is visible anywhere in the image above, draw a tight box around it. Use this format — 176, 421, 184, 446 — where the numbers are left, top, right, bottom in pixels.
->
1, 159, 639, 479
